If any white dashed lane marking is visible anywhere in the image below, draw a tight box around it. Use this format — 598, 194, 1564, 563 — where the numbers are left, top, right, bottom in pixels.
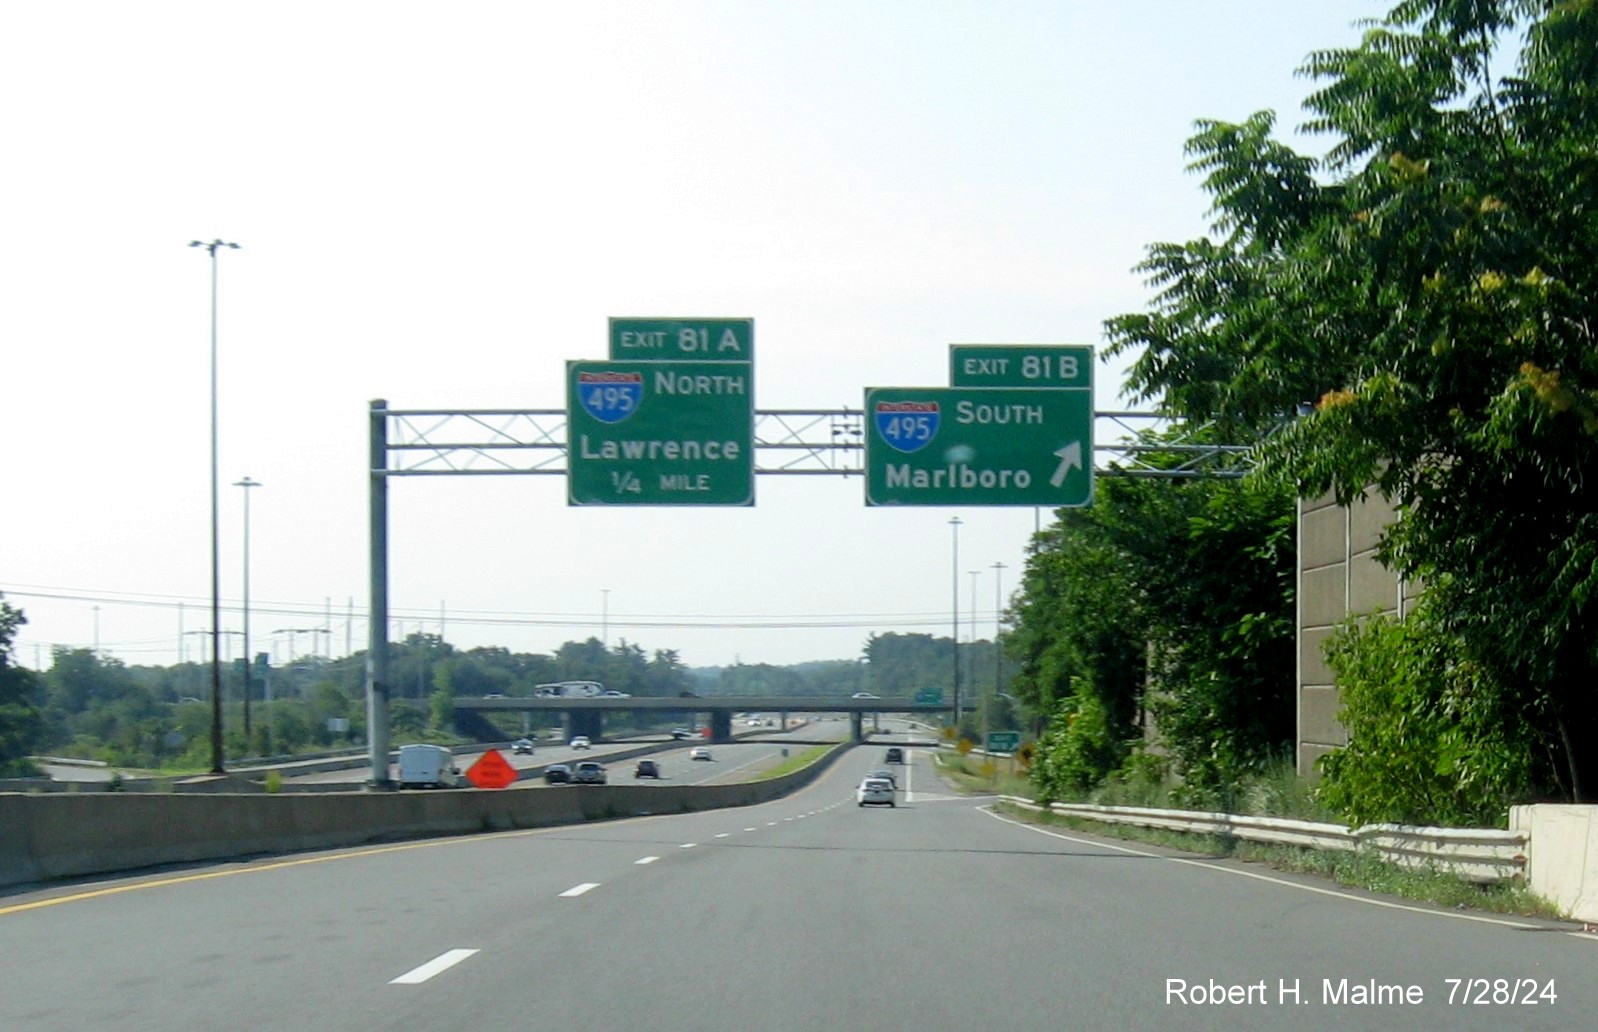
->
559, 883, 600, 897
390, 949, 479, 985
636, 856, 660, 865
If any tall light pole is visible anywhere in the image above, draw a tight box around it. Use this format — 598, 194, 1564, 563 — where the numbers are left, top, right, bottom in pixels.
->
992, 561, 1008, 704
191, 238, 240, 774
234, 476, 261, 744
949, 516, 962, 725
968, 569, 980, 691
601, 588, 610, 649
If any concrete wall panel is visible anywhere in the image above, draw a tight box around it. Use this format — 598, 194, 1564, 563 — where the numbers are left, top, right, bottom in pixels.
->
1300, 504, 1347, 570
1299, 686, 1348, 748
1298, 627, 1336, 690
1300, 565, 1348, 629
1350, 552, 1401, 616
1350, 491, 1397, 553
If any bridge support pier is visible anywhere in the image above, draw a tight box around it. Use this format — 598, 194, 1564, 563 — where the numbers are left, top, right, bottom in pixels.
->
850, 712, 864, 742
570, 709, 604, 742
710, 710, 732, 744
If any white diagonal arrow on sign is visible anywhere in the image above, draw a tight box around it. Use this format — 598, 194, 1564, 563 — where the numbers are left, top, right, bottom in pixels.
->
1050, 441, 1082, 488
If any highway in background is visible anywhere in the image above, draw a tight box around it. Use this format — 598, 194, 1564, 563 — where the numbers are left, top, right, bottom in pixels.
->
279, 713, 872, 786
3, 737, 1592, 1031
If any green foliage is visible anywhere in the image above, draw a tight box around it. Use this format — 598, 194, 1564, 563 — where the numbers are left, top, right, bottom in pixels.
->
1105, 0, 1598, 800
1030, 687, 1126, 803
1009, 459, 1297, 793
1317, 608, 1534, 826
0, 598, 46, 775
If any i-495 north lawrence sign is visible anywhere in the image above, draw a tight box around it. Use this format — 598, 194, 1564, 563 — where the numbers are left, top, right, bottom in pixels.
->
567, 360, 754, 506
863, 386, 1092, 507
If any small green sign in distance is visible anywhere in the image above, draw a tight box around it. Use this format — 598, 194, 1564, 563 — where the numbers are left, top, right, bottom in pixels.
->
864, 386, 1093, 507
567, 359, 754, 506
949, 344, 1093, 390
609, 318, 754, 362
987, 731, 1021, 753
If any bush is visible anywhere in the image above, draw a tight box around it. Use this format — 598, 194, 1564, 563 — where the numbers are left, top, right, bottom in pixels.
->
1317, 608, 1533, 827
1030, 686, 1126, 802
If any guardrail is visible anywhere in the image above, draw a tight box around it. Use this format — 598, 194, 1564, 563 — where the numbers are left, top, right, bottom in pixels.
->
999, 797, 1528, 884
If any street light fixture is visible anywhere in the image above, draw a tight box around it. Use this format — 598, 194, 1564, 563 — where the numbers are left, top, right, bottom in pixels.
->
191, 238, 240, 774
234, 476, 261, 745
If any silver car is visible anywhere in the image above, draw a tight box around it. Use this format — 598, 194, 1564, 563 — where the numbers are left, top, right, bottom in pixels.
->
856, 777, 895, 807
571, 761, 607, 784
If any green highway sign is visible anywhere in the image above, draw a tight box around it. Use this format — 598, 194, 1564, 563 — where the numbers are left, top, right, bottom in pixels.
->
863, 386, 1093, 507
914, 687, 945, 705
986, 731, 1022, 753
567, 360, 754, 506
609, 317, 754, 362
950, 344, 1093, 390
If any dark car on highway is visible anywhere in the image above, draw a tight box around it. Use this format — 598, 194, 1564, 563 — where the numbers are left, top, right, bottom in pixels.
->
635, 759, 661, 779
543, 763, 572, 784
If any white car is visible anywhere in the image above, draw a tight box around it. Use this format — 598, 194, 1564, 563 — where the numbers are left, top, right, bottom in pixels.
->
601, 690, 630, 698
852, 692, 879, 699
856, 777, 895, 807
512, 738, 534, 755
569, 736, 591, 750
689, 747, 712, 761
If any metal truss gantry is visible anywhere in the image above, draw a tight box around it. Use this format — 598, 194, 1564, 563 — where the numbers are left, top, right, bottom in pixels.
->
375, 406, 1252, 479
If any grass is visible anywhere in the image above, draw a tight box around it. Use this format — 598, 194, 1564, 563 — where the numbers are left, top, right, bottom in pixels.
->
991, 801, 1561, 920
928, 749, 1559, 921
933, 750, 1032, 796
751, 744, 837, 781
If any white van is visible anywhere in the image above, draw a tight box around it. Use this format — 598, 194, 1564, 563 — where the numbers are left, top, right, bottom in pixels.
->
396, 744, 460, 788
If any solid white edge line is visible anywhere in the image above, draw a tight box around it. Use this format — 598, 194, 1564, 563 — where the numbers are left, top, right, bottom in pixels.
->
559, 882, 600, 897
980, 806, 1559, 932
390, 948, 479, 984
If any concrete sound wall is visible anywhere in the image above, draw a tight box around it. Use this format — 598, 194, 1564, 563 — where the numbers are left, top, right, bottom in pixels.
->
1296, 490, 1420, 777
0, 744, 850, 890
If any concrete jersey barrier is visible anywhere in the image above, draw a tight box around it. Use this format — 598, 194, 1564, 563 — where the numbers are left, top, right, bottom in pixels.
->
0, 743, 851, 890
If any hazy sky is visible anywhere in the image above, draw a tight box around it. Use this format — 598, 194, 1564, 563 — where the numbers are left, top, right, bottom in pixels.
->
4, 1, 1385, 672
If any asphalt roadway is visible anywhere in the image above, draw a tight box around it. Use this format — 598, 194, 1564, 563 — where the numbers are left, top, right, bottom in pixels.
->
2, 734, 1594, 1031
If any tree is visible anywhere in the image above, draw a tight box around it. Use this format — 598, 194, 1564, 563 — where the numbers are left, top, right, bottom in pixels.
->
0, 599, 45, 775
1105, 0, 1598, 800
1010, 462, 1296, 794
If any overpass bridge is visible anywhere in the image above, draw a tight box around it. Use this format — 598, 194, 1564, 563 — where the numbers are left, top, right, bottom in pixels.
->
453, 695, 953, 744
